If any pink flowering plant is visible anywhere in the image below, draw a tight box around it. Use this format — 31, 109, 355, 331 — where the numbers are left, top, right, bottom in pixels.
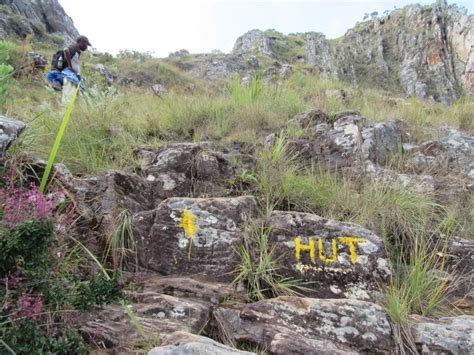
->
0, 170, 121, 353
0, 182, 54, 229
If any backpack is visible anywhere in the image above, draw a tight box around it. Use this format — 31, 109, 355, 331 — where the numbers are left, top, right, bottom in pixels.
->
51, 47, 77, 71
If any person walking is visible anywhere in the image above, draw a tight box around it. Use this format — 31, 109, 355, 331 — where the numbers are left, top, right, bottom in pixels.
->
45, 35, 92, 103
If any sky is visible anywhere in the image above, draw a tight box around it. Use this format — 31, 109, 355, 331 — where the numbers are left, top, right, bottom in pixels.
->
58, 0, 473, 57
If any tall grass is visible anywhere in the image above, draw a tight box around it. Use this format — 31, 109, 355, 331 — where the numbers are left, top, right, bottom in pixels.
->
356, 181, 440, 246
255, 134, 298, 215
6, 57, 470, 175
385, 240, 450, 323
384, 234, 455, 352
280, 167, 359, 221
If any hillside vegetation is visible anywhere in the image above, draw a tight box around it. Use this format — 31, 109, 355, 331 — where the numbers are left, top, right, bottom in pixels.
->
0, 2, 473, 354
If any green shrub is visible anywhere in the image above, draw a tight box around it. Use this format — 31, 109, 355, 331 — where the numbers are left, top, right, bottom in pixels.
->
0, 219, 54, 277
72, 273, 122, 311
1, 321, 88, 355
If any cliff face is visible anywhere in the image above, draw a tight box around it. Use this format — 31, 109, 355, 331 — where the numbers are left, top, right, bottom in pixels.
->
0, 0, 79, 44
233, 1, 473, 104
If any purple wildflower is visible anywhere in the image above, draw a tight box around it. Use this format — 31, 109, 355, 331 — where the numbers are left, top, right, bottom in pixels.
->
1, 183, 54, 228
9, 293, 44, 321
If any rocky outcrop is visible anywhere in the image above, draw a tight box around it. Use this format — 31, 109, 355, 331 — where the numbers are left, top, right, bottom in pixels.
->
265, 211, 390, 300
149, 332, 254, 355
0, 116, 25, 156
214, 296, 394, 354
0, 0, 79, 42
167, 52, 294, 82
81, 276, 236, 351
286, 110, 402, 170
233, 29, 274, 57
229, 2, 473, 103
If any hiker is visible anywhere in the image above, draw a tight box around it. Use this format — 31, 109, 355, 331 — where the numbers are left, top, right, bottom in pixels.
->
45, 35, 92, 103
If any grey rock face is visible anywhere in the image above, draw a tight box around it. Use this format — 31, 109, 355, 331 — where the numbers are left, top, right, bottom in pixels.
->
410, 315, 474, 354
0, 0, 79, 42
404, 127, 474, 189
73, 171, 153, 232
133, 196, 257, 280
287, 111, 402, 170
149, 331, 254, 355
287, 112, 363, 170
305, 32, 338, 79
143, 143, 243, 203
214, 296, 394, 353
0, 116, 26, 156
265, 211, 390, 300
201, 54, 256, 81
361, 122, 402, 166
233, 29, 274, 57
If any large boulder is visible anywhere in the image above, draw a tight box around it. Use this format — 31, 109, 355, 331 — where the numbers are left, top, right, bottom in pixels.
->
0, 116, 26, 156
265, 211, 390, 300
214, 296, 394, 354
409, 315, 474, 354
134, 196, 257, 281
148, 331, 254, 355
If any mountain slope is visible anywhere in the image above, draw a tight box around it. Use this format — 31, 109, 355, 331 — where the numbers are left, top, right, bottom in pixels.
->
232, 0, 473, 104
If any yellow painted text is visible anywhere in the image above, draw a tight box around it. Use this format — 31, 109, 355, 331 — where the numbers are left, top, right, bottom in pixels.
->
294, 236, 364, 264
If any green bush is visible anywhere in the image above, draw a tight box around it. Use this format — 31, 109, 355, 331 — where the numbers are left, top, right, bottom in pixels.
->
73, 273, 122, 311
0, 219, 54, 277
1, 322, 88, 355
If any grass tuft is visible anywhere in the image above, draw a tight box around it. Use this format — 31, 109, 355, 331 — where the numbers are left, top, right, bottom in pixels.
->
234, 225, 304, 301
104, 210, 136, 271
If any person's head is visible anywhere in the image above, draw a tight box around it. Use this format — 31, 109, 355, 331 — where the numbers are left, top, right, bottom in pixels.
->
76, 35, 92, 51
